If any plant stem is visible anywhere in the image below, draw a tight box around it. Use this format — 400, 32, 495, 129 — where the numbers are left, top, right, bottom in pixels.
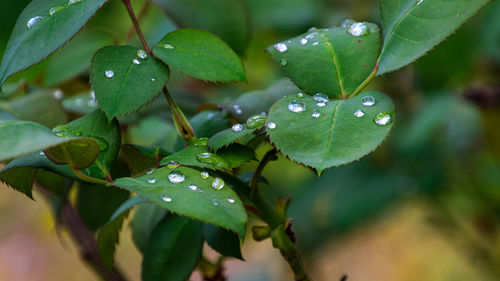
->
349, 63, 379, 98
69, 164, 110, 185
125, 1, 149, 41
250, 148, 277, 193
122, 0, 150, 53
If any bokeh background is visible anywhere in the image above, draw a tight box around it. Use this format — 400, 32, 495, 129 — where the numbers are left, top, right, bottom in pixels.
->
1, 0, 500, 280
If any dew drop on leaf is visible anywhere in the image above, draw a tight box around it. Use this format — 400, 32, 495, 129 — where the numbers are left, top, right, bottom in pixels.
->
312, 109, 321, 118
348, 22, 370, 37
196, 152, 226, 168
212, 199, 219, 206
280, 59, 287, 66
132, 58, 141, 65
53, 90, 64, 100
160, 195, 172, 202
163, 43, 175, 49
105, 70, 114, 78
274, 43, 288, 53
200, 171, 209, 179
39, 151, 45, 156
417, 0, 424, 5
227, 198, 235, 204
27, 16, 43, 29
147, 178, 156, 184
313, 93, 329, 103
312, 42, 319, 46
188, 184, 198, 191
168, 170, 185, 183
211, 178, 225, 190
288, 100, 306, 113
231, 124, 243, 132
246, 114, 266, 129
68, 0, 83, 4
297, 92, 304, 98
341, 19, 356, 28
353, 109, 365, 118
300, 38, 308, 45
374, 112, 392, 126
166, 161, 180, 168
267, 122, 276, 129
49, 6, 64, 16
362, 95, 375, 106
137, 49, 148, 59
146, 168, 155, 175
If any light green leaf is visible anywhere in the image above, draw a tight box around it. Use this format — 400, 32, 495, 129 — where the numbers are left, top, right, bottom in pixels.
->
153, 29, 246, 82
113, 166, 247, 237
377, 0, 492, 74
266, 91, 395, 173
0, 120, 99, 167
151, 0, 250, 54
0, 0, 110, 85
267, 24, 381, 99
90, 45, 169, 119
142, 215, 203, 281
160, 141, 254, 170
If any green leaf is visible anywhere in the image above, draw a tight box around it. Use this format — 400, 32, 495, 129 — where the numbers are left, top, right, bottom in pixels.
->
151, 0, 250, 55
121, 144, 170, 175
0, 0, 110, 85
97, 210, 129, 270
77, 183, 130, 231
110, 196, 149, 221
90, 45, 169, 119
113, 166, 247, 237
203, 224, 243, 260
160, 141, 254, 170
142, 214, 203, 281
0, 166, 36, 198
377, 0, 492, 75
208, 123, 264, 151
153, 29, 246, 82
0, 120, 99, 167
0, 90, 67, 128
266, 91, 395, 173
267, 24, 381, 99
61, 91, 97, 115
0, 110, 19, 122
131, 203, 167, 253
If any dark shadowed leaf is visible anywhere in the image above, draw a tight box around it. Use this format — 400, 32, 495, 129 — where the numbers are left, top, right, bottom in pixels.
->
203, 224, 243, 260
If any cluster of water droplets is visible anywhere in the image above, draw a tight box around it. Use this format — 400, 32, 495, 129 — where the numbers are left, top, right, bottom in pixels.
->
350, 95, 392, 126
27, 0, 84, 30
195, 152, 227, 168
341, 19, 371, 37
232, 104, 243, 115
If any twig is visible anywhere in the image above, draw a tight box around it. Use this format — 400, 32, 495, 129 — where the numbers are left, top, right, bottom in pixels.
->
122, 0, 150, 53
250, 148, 277, 194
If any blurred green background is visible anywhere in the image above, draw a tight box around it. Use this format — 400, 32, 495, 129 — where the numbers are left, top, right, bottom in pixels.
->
1, 0, 500, 280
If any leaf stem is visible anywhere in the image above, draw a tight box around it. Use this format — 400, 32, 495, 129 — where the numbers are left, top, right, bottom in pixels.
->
124, 1, 149, 42
69, 164, 110, 185
121, 0, 150, 53
349, 63, 379, 98
250, 148, 277, 194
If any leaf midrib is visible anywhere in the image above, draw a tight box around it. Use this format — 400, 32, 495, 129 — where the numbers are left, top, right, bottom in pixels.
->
321, 101, 341, 167
318, 31, 345, 97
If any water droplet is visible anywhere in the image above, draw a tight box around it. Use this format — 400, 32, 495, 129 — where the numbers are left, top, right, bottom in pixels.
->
196, 152, 227, 168
27, 16, 43, 29
288, 100, 306, 113
417, 0, 424, 5
312, 42, 319, 46
348, 22, 370, 37
200, 171, 209, 179
227, 198, 235, 204
105, 70, 114, 78
188, 184, 198, 191
88, 99, 97, 107
160, 195, 172, 202
137, 49, 148, 59
193, 138, 209, 146
166, 161, 180, 168
212, 178, 225, 190
132, 58, 141, 65
308, 27, 317, 32
235, 109, 243, 115
68, 0, 83, 4
151, 78, 156, 82
374, 112, 392, 126
212, 199, 219, 206
53, 90, 64, 100
246, 114, 266, 129
316, 102, 326, 107
353, 109, 365, 118
300, 38, 308, 45
163, 43, 175, 49
39, 151, 45, 156
52, 125, 69, 137
267, 122, 276, 129
312, 110, 321, 118
49, 6, 64, 16
280, 59, 287, 66
313, 93, 329, 103
146, 168, 155, 175
148, 178, 156, 184
168, 170, 185, 183
90, 90, 96, 100
341, 19, 356, 28
274, 43, 288, 53
306, 32, 317, 39
232, 124, 243, 132
297, 92, 304, 98
233, 104, 240, 110
362, 95, 375, 106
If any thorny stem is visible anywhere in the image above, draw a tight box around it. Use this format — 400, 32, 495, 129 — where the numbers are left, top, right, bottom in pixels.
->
37, 185, 129, 281
122, 0, 150, 53
250, 148, 277, 194
349, 63, 379, 98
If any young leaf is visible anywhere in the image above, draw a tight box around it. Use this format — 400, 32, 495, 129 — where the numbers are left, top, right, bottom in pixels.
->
267, 24, 381, 99
112, 166, 247, 237
208, 121, 265, 151
142, 215, 203, 281
377, 0, 492, 75
0, 0, 109, 86
266, 91, 395, 173
153, 29, 246, 82
151, 0, 250, 55
90, 45, 169, 119
203, 224, 243, 260
0, 120, 99, 167
160, 141, 254, 170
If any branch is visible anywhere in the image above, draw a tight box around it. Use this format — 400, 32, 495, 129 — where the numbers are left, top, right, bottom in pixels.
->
250, 148, 277, 193
122, 0, 150, 53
